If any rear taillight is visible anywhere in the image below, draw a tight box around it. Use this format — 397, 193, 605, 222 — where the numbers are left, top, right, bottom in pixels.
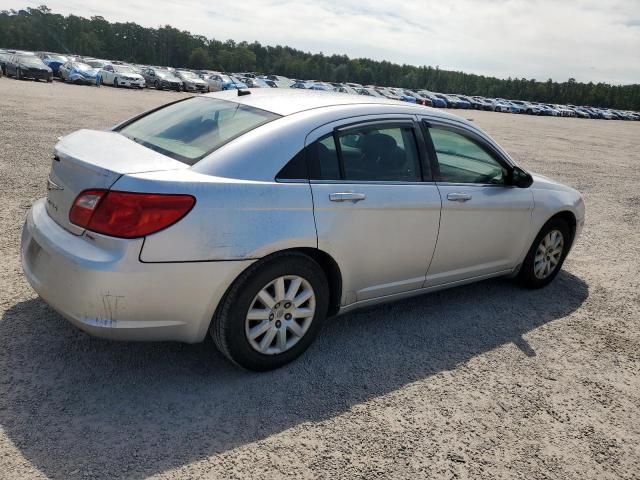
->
69, 189, 195, 238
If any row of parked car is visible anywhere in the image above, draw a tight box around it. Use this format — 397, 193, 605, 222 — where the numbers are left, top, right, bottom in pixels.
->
2, 48, 639, 121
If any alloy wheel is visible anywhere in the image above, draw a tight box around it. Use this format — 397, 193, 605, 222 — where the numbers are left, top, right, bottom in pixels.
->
245, 275, 316, 355
534, 229, 564, 279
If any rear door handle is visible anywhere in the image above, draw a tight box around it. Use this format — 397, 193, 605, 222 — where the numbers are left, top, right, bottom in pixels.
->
329, 192, 366, 202
447, 192, 472, 202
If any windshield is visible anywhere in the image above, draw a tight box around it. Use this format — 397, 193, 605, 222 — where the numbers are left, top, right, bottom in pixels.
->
156, 70, 176, 79
46, 55, 67, 62
118, 97, 281, 165
114, 65, 134, 73
19, 56, 45, 66
178, 71, 198, 79
73, 63, 92, 71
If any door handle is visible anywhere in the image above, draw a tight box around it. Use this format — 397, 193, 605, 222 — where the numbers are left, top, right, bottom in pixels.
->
329, 192, 366, 202
447, 192, 472, 202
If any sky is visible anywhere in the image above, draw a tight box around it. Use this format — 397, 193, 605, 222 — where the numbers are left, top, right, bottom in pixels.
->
2, 0, 640, 84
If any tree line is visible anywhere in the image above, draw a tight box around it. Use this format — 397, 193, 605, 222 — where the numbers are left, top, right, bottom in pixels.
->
1, 5, 639, 110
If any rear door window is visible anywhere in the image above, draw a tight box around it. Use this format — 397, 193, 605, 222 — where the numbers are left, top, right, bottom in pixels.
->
337, 125, 422, 182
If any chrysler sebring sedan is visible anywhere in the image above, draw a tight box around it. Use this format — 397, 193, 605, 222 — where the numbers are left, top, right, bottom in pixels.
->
21, 89, 584, 371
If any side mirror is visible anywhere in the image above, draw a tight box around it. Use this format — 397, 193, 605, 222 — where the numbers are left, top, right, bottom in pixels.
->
511, 166, 533, 188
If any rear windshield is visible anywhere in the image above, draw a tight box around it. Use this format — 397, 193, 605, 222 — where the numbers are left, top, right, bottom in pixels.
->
117, 97, 280, 165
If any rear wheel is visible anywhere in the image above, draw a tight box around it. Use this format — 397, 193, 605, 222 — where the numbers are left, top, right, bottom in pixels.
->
154, 80, 160, 90
211, 252, 329, 371
15, 68, 21, 80
518, 218, 571, 288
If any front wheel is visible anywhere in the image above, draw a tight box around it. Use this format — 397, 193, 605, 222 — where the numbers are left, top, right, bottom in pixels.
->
518, 218, 571, 288
15, 68, 21, 80
114, 78, 119, 88
211, 253, 329, 371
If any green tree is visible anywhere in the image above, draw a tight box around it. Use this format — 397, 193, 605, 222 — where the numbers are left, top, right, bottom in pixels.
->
0, 6, 638, 110
188, 47, 211, 69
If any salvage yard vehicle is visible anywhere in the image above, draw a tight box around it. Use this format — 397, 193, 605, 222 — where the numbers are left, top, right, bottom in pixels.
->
59, 61, 99, 85
99, 64, 145, 88
175, 70, 209, 92
5, 54, 53, 82
21, 89, 585, 371
141, 67, 182, 91
202, 73, 247, 91
0, 50, 10, 75
37, 52, 68, 77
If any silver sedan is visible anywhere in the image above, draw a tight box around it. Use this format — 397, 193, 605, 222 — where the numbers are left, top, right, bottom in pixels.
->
21, 89, 585, 370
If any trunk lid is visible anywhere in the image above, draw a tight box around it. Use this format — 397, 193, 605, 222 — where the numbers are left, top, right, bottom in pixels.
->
47, 129, 189, 234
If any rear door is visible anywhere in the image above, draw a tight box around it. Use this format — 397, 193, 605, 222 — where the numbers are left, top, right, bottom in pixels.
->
420, 119, 533, 285
308, 116, 442, 304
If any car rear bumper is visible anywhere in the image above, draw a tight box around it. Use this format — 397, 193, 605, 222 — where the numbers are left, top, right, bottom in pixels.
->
21, 199, 254, 343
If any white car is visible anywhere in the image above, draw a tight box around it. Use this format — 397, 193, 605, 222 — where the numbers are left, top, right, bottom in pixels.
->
99, 64, 145, 89
21, 89, 584, 371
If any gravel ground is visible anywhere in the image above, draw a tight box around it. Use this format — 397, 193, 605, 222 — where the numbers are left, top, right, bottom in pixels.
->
0, 78, 639, 480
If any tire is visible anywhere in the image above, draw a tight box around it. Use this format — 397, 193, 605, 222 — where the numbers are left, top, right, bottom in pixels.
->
518, 218, 571, 289
15, 68, 21, 80
154, 80, 160, 90
47, 76, 52, 83
114, 78, 119, 88
211, 252, 329, 371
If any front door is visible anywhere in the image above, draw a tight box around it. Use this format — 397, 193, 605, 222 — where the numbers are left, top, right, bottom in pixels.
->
422, 122, 534, 286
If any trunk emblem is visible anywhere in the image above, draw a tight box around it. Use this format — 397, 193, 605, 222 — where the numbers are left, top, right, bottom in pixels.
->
47, 177, 64, 191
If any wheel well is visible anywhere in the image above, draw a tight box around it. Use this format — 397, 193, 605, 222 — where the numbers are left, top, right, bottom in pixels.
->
549, 211, 577, 245
244, 248, 342, 317
289, 248, 342, 317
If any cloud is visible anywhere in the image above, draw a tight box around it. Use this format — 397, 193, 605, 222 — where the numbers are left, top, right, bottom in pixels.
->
3, 0, 639, 84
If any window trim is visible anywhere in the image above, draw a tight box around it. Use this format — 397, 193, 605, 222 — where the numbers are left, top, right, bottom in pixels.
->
278, 116, 438, 184
421, 119, 514, 187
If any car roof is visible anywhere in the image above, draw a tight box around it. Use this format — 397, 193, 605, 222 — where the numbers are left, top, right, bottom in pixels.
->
202, 88, 470, 120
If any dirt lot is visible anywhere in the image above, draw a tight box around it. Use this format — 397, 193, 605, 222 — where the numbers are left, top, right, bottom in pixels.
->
0, 78, 639, 480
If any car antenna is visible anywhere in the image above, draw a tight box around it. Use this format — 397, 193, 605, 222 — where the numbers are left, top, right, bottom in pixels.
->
224, 71, 251, 96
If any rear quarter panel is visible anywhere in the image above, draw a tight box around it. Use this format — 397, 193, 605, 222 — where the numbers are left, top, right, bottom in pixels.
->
111, 170, 317, 262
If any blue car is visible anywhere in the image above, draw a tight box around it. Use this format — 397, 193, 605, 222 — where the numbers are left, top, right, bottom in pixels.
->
221, 75, 248, 90
59, 61, 99, 85
38, 53, 68, 77
492, 98, 519, 113
448, 95, 471, 109
417, 91, 447, 107
392, 90, 417, 104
